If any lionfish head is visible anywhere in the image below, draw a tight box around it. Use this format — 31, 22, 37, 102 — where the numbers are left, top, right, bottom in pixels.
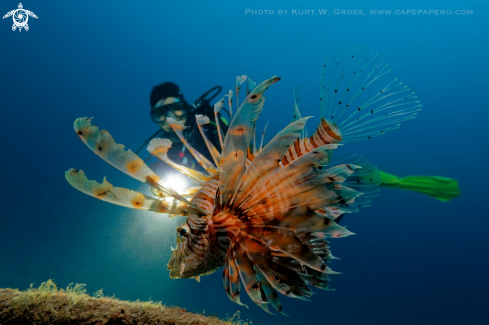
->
167, 216, 220, 280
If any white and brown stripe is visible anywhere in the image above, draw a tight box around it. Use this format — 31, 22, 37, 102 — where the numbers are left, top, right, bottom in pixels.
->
191, 176, 219, 214
281, 118, 342, 167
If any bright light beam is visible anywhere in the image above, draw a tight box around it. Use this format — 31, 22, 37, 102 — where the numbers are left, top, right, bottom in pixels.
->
163, 175, 187, 202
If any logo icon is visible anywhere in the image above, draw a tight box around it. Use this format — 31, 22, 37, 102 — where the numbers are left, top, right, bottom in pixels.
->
3, 3, 37, 32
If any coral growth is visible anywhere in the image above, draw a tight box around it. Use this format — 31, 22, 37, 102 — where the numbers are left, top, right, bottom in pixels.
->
0, 280, 248, 325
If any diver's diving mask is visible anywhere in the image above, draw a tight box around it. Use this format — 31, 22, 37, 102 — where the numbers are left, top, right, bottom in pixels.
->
150, 97, 188, 123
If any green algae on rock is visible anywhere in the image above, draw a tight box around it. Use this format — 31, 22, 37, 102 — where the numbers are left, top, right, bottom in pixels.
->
0, 280, 249, 325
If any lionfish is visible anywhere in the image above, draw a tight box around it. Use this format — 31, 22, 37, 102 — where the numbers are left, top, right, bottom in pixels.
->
65, 48, 421, 315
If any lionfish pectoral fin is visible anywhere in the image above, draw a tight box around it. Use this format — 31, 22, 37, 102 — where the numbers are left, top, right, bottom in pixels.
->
255, 267, 286, 316
244, 228, 326, 272
64, 169, 188, 216
237, 236, 313, 301
72, 118, 194, 206
147, 138, 210, 184
223, 245, 248, 307
232, 242, 270, 311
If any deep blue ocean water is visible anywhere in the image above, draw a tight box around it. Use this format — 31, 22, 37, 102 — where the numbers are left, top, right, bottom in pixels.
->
1, 0, 488, 324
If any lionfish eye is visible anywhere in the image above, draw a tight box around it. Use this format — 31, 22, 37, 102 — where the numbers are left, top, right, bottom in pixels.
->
179, 228, 187, 237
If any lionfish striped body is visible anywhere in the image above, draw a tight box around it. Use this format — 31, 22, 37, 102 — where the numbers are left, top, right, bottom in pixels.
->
65, 48, 421, 314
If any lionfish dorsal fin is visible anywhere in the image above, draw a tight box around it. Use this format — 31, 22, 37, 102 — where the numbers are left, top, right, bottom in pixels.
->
214, 98, 226, 150
246, 78, 256, 96
292, 84, 308, 140
230, 117, 311, 210
195, 114, 222, 166
166, 117, 219, 175
219, 76, 280, 208
320, 47, 421, 142
227, 90, 233, 120
292, 84, 302, 122
235, 75, 248, 111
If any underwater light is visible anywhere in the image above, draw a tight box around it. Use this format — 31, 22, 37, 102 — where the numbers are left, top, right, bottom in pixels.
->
162, 175, 187, 202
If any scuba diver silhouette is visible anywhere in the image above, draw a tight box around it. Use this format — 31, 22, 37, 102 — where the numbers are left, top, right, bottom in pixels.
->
136, 82, 229, 174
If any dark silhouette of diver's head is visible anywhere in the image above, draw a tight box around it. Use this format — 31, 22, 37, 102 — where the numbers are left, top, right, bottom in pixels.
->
150, 82, 190, 132
150, 82, 191, 108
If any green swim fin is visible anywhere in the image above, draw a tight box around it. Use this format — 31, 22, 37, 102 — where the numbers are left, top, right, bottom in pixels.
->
379, 171, 461, 202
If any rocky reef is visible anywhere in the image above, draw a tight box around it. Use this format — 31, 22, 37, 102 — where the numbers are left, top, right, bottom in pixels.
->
0, 280, 247, 325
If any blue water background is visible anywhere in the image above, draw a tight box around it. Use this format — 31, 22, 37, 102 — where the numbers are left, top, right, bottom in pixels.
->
1, 0, 488, 324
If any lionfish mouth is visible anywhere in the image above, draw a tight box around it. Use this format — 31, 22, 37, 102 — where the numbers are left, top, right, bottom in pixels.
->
167, 260, 202, 280
167, 255, 202, 279
168, 269, 181, 279
166, 246, 197, 279
167, 247, 219, 280
167, 248, 184, 279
